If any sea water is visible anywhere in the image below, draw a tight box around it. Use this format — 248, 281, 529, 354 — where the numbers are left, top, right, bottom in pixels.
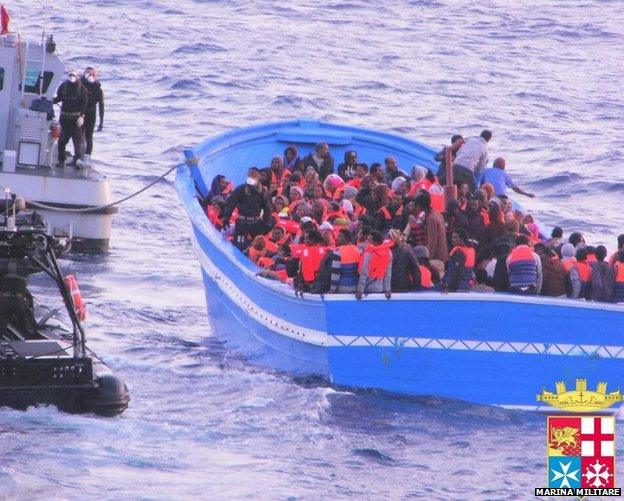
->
1, 0, 622, 498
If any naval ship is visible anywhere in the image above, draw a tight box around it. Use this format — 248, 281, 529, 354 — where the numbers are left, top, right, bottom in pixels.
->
0, 29, 116, 252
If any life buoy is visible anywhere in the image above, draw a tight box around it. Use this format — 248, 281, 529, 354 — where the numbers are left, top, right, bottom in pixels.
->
65, 274, 87, 322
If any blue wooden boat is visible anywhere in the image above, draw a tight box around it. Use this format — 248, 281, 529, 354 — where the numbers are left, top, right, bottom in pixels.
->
175, 119, 624, 410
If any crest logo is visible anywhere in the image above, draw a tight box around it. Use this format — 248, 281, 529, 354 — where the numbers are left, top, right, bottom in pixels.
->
537, 379, 622, 412
535, 380, 622, 497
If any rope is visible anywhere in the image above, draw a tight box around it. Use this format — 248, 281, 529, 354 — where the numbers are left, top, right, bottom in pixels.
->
25, 162, 183, 214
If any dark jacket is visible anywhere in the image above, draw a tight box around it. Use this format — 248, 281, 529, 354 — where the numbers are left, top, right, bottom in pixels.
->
222, 183, 271, 226
81, 78, 104, 120
390, 244, 421, 292
590, 261, 615, 303
54, 80, 88, 115
302, 153, 334, 181
540, 255, 566, 297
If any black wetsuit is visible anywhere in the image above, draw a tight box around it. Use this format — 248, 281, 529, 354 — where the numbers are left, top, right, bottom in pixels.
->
222, 183, 272, 251
53, 80, 88, 164
81, 78, 104, 155
0, 258, 37, 338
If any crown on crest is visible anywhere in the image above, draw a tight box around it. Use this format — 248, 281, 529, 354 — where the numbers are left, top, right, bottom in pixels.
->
537, 378, 622, 412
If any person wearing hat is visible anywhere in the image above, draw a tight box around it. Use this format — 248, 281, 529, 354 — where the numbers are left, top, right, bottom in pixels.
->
222, 167, 272, 251
560, 243, 582, 298
53, 68, 88, 168
81, 67, 105, 162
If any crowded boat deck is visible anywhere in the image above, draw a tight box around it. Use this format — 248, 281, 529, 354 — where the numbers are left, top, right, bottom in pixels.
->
200, 135, 624, 305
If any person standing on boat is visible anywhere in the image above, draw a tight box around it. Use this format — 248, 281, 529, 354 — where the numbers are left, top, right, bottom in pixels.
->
81, 67, 104, 161
435, 134, 464, 184
480, 157, 535, 198
0, 257, 38, 338
452, 130, 492, 192
506, 235, 542, 295
222, 167, 272, 251
413, 192, 448, 262
356, 230, 392, 299
302, 142, 334, 182
54, 69, 88, 168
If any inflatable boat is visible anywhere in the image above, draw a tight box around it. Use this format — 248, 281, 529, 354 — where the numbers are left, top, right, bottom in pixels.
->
0, 208, 129, 416
175, 120, 624, 410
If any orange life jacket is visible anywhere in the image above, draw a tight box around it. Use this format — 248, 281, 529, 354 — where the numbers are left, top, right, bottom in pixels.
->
507, 244, 538, 288
299, 245, 327, 283
420, 265, 433, 288
450, 245, 476, 267
429, 185, 445, 213
360, 243, 392, 279
481, 208, 490, 226
339, 244, 361, 265
575, 261, 592, 283
248, 246, 266, 264
614, 262, 624, 302
562, 258, 576, 273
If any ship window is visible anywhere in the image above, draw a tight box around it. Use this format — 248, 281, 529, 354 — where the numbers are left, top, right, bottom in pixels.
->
0, 68, 4, 91
19, 69, 54, 94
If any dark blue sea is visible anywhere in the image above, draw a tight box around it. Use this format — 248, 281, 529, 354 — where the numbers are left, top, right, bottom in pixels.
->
1, 0, 623, 498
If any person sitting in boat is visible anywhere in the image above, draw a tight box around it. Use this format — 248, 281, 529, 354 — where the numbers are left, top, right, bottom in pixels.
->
613, 251, 624, 303
329, 229, 361, 294
574, 247, 592, 300
375, 189, 405, 236
208, 174, 233, 203
435, 134, 464, 184
453, 130, 492, 193
355, 230, 392, 300
568, 231, 585, 250
413, 245, 437, 288
589, 245, 615, 303
534, 243, 566, 297
206, 196, 226, 230
388, 229, 421, 293
370, 162, 385, 184
608, 234, 624, 265
222, 167, 272, 251
0, 257, 39, 339
506, 234, 542, 295
444, 198, 468, 250
283, 145, 302, 171
338, 150, 358, 181
384, 156, 403, 185
302, 142, 334, 182
560, 243, 581, 298
480, 157, 535, 198
464, 196, 486, 242
54, 68, 89, 168
440, 229, 475, 292
547, 226, 564, 251
346, 163, 368, 190
292, 229, 328, 292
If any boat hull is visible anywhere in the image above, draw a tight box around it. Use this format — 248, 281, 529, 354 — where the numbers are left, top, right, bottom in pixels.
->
177, 120, 624, 409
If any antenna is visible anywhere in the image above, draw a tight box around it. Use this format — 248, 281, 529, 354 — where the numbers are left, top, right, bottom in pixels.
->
3, 187, 9, 227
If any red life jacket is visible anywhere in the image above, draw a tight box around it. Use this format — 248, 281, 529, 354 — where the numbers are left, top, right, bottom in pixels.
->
420, 265, 433, 288
361, 243, 392, 279
271, 168, 291, 186
339, 244, 361, 265
614, 262, 624, 302
408, 179, 432, 197
586, 253, 597, 263
353, 204, 366, 218
206, 206, 222, 228
449, 245, 475, 290
299, 245, 327, 283
481, 209, 490, 226
429, 185, 445, 213
562, 258, 576, 273
264, 240, 279, 254
575, 261, 592, 283
280, 218, 300, 235
248, 246, 266, 264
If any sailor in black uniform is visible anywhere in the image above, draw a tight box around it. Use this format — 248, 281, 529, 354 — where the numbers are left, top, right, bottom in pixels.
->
81, 67, 105, 159
0, 257, 38, 339
222, 168, 272, 251
53, 69, 88, 168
